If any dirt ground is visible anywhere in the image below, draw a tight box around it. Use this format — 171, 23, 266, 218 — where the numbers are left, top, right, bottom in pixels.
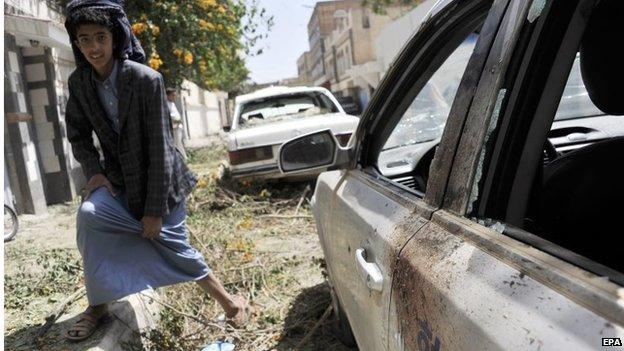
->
4, 143, 356, 351
4, 199, 106, 350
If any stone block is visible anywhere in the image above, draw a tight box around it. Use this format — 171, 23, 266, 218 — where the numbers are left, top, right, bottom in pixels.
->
37, 140, 57, 158
24, 63, 47, 82
35, 122, 56, 141
21, 46, 45, 57
32, 105, 47, 124
8, 51, 20, 72
17, 93, 27, 112
28, 88, 49, 107
41, 154, 61, 174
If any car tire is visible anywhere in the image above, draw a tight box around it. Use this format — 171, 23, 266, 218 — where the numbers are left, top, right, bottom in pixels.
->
329, 287, 357, 348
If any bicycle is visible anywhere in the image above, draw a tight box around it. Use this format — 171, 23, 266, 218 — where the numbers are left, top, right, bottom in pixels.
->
4, 204, 18, 242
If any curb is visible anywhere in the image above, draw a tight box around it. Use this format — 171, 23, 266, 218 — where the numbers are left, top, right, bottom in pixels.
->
88, 289, 160, 351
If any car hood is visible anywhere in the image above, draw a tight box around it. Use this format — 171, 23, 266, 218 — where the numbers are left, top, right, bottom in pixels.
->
229, 113, 359, 149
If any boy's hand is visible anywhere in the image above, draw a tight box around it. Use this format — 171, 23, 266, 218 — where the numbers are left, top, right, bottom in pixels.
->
84, 173, 117, 200
141, 216, 163, 239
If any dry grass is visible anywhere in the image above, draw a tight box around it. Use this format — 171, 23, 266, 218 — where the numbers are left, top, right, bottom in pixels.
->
127, 146, 354, 351
3, 143, 355, 351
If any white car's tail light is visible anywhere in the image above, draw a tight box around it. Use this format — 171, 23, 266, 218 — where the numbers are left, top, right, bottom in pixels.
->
228, 146, 273, 165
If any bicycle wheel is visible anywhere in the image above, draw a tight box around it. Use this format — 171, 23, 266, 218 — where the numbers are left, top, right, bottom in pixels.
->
4, 205, 18, 242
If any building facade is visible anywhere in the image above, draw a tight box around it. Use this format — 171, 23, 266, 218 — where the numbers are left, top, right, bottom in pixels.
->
296, 51, 312, 86
306, 0, 362, 89
297, 1, 412, 112
321, 5, 408, 111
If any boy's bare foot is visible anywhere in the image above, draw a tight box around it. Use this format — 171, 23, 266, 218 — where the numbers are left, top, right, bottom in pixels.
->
226, 295, 251, 329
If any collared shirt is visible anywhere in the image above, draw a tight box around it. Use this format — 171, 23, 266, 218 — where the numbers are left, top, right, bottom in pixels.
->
92, 60, 120, 133
167, 100, 182, 129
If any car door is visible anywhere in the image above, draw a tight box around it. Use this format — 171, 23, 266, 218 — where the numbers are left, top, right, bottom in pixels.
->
315, 1, 510, 349
389, 0, 624, 350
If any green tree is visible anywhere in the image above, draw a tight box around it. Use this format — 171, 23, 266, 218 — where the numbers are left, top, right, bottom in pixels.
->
362, 0, 421, 14
59, 0, 273, 92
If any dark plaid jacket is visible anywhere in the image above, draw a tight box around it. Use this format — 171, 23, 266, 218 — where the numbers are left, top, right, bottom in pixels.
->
65, 59, 197, 218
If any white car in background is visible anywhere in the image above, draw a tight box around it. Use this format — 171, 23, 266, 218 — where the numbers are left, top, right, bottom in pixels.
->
227, 86, 358, 180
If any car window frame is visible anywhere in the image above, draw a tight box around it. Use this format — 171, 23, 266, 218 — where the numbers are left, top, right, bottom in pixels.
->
471, 0, 595, 221
473, 0, 624, 288
350, 0, 508, 207
428, 0, 624, 325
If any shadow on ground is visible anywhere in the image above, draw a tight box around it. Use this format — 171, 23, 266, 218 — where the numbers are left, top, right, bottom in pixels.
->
4, 300, 140, 351
219, 174, 315, 199
273, 282, 357, 351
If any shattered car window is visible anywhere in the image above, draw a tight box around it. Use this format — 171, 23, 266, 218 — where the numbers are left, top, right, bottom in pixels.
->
554, 54, 605, 120
382, 35, 477, 150
237, 92, 339, 129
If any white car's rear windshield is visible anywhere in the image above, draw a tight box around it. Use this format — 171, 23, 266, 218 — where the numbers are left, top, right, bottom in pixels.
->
237, 92, 340, 129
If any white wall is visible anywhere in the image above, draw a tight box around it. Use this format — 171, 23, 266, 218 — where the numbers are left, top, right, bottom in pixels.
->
375, 0, 437, 75
180, 80, 225, 139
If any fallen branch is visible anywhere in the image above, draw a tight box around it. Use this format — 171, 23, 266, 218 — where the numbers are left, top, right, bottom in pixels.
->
138, 293, 228, 333
38, 286, 86, 337
294, 185, 311, 215
224, 263, 262, 272
295, 305, 333, 350
187, 228, 210, 254
220, 187, 239, 201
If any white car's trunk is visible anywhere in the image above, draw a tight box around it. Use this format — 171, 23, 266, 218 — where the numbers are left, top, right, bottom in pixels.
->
229, 113, 358, 150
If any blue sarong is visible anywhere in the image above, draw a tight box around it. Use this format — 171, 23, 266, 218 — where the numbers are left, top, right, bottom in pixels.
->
77, 187, 210, 305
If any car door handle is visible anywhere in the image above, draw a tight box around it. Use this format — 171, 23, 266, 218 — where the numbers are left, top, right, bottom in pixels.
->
355, 248, 383, 291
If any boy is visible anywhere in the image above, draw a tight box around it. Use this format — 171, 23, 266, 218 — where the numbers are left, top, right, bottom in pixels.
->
63, 0, 248, 341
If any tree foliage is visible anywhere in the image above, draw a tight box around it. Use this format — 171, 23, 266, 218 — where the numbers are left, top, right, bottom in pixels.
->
59, 0, 273, 91
362, 0, 421, 14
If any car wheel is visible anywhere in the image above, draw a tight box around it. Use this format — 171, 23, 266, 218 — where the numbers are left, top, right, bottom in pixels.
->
329, 287, 357, 347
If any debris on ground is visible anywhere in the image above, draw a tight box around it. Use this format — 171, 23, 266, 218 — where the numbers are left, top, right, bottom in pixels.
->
4, 143, 355, 351
132, 145, 353, 350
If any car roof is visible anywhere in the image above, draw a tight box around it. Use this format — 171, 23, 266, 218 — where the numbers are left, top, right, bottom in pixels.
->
235, 86, 331, 104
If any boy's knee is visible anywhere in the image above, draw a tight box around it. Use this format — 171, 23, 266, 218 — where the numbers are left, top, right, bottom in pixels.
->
78, 189, 107, 224
78, 200, 98, 226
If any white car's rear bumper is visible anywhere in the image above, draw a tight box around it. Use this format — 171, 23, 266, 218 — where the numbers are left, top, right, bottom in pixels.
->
230, 163, 319, 181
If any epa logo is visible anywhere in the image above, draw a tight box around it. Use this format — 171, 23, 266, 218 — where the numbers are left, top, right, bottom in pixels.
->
602, 338, 623, 347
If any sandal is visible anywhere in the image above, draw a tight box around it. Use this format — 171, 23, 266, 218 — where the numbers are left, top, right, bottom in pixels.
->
65, 310, 110, 342
226, 295, 251, 329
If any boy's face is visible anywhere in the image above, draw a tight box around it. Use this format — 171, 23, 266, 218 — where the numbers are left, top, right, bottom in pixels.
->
75, 24, 114, 73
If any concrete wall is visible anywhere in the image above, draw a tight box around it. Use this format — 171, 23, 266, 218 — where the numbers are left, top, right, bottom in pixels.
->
180, 80, 226, 139
23, 45, 83, 204
4, 33, 48, 214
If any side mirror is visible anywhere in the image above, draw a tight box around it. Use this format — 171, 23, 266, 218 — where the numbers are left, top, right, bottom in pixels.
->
278, 129, 352, 174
